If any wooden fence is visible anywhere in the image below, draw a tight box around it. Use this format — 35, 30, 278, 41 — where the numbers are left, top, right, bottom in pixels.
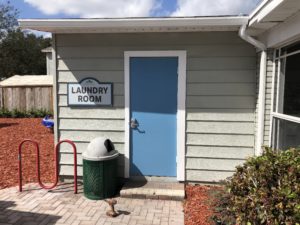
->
0, 86, 53, 111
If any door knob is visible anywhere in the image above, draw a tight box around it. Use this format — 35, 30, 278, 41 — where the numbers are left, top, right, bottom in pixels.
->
130, 118, 138, 129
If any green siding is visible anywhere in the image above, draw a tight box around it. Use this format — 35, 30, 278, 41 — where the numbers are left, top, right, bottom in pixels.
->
56, 32, 257, 182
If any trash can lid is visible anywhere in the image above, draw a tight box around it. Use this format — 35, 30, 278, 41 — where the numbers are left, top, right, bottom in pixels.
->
82, 137, 119, 161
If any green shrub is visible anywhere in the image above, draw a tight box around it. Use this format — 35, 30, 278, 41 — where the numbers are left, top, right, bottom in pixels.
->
11, 109, 26, 118
0, 108, 11, 117
212, 147, 300, 225
0, 108, 52, 118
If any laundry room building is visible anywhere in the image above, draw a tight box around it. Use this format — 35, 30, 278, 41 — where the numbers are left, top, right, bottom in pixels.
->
19, 0, 300, 183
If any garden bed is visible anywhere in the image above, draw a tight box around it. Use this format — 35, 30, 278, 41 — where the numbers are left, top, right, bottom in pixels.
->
184, 185, 220, 225
0, 118, 55, 189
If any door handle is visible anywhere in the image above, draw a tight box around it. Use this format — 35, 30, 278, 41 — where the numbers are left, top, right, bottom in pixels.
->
130, 118, 139, 129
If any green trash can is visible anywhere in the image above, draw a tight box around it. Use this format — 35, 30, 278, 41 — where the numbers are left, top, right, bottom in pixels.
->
82, 137, 119, 200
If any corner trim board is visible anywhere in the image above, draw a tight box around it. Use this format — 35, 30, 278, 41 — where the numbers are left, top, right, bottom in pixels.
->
53, 34, 59, 145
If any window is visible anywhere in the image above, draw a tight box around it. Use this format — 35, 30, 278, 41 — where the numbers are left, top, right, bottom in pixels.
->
283, 53, 300, 117
271, 42, 300, 150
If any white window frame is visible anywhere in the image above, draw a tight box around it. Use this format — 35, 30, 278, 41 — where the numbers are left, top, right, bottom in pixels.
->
124, 51, 187, 181
269, 44, 300, 147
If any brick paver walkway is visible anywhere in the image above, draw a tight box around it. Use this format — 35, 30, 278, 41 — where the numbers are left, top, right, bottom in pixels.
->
0, 183, 184, 225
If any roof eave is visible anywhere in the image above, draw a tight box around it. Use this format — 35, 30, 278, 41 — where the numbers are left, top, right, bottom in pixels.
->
18, 16, 249, 33
248, 0, 300, 36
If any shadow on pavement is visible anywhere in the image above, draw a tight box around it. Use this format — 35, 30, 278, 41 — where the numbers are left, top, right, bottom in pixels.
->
0, 200, 61, 225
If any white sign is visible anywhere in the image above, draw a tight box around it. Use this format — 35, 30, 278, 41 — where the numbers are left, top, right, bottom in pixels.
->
68, 78, 112, 106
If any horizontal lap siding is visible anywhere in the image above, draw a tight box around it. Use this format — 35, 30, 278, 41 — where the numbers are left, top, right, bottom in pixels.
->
187, 134, 254, 147
59, 108, 124, 119
185, 33, 256, 182
60, 130, 124, 143
187, 121, 254, 134
57, 45, 255, 58
56, 33, 246, 47
187, 96, 255, 109
56, 32, 256, 181
187, 170, 234, 182
59, 119, 124, 131
263, 51, 274, 145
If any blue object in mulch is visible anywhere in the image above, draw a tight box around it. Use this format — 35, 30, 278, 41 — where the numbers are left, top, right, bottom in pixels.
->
42, 115, 54, 128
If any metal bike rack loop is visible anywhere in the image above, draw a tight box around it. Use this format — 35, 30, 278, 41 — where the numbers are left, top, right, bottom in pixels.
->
18, 139, 78, 194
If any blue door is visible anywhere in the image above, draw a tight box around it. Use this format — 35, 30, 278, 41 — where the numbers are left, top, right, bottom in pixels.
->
130, 57, 178, 177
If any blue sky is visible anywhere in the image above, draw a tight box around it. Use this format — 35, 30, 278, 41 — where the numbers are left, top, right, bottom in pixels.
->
7, 0, 261, 19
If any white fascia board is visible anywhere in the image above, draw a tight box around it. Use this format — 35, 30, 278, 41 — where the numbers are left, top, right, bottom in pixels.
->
18, 16, 248, 33
249, 0, 285, 26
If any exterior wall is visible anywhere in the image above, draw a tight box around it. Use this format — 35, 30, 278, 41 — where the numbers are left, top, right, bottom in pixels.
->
55, 32, 256, 182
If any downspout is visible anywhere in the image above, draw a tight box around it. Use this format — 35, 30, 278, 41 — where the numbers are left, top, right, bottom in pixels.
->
239, 24, 267, 156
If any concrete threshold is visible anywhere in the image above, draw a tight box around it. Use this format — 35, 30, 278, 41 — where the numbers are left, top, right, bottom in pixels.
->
120, 179, 185, 201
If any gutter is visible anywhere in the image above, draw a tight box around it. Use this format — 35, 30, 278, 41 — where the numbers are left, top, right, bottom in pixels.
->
239, 24, 267, 156
18, 16, 249, 33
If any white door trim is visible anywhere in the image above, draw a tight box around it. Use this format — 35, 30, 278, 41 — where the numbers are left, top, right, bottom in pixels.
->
124, 51, 187, 181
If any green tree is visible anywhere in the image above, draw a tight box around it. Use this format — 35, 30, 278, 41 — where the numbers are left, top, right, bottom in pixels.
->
0, 1, 51, 79
0, 1, 18, 39
0, 30, 51, 78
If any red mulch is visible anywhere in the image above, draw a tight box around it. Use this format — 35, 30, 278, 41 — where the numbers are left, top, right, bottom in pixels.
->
184, 185, 220, 225
0, 118, 55, 189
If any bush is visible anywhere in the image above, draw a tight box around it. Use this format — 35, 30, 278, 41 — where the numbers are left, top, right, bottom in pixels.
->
212, 147, 300, 225
0, 108, 52, 118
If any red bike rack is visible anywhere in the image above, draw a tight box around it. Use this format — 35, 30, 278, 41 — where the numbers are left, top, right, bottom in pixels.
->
18, 139, 78, 194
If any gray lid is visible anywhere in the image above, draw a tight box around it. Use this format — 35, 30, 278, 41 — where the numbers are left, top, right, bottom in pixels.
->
82, 137, 119, 161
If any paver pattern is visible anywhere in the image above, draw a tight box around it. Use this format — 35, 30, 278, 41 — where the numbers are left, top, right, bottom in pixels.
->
0, 183, 184, 225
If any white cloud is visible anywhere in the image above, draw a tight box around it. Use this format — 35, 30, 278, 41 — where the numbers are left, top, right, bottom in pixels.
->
172, 0, 261, 17
24, 0, 158, 18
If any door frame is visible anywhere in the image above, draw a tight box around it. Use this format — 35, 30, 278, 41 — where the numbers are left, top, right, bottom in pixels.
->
124, 51, 187, 181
